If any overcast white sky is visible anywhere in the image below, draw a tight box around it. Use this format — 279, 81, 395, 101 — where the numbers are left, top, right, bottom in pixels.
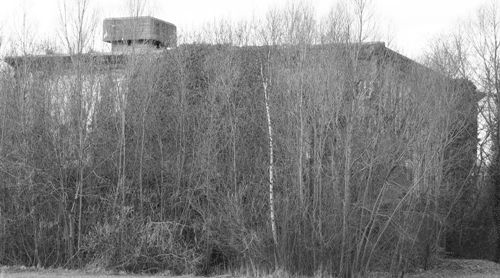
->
0, 0, 487, 59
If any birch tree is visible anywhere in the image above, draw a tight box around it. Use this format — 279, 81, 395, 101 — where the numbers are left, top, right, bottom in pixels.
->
260, 56, 278, 268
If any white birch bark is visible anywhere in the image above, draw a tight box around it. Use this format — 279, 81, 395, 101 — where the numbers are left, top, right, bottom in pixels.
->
261, 63, 278, 259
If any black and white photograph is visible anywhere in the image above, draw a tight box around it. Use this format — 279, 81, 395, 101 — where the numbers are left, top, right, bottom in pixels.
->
0, 0, 497, 277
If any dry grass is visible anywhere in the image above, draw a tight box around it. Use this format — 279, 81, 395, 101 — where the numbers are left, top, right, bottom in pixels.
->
404, 259, 500, 278
408, 274, 500, 278
2, 262, 500, 278
0, 269, 190, 278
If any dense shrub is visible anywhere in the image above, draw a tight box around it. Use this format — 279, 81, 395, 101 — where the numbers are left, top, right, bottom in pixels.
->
0, 37, 478, 278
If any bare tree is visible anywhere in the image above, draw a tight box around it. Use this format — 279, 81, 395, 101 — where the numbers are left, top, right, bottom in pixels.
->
259, 56, 278, 268
0, 1, 481, 275
320, 2, 352, 44
11, 1, 39, 55
351, 0, 376, 43
127, 0, 153, 17
57, 0, 98, 55
463, 0, 500, 260
0, 24, 3, 51
425, 29, 471, 80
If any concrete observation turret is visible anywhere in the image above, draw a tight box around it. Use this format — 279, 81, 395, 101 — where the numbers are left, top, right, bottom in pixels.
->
103, 16, 177, 53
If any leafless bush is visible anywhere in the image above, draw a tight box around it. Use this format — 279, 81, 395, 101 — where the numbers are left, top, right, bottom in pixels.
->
0, 1, 480, 277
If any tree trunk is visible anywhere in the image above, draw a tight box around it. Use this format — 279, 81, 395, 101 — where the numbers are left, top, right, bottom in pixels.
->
261, 63, 278, 268
340, 110, 353, 276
